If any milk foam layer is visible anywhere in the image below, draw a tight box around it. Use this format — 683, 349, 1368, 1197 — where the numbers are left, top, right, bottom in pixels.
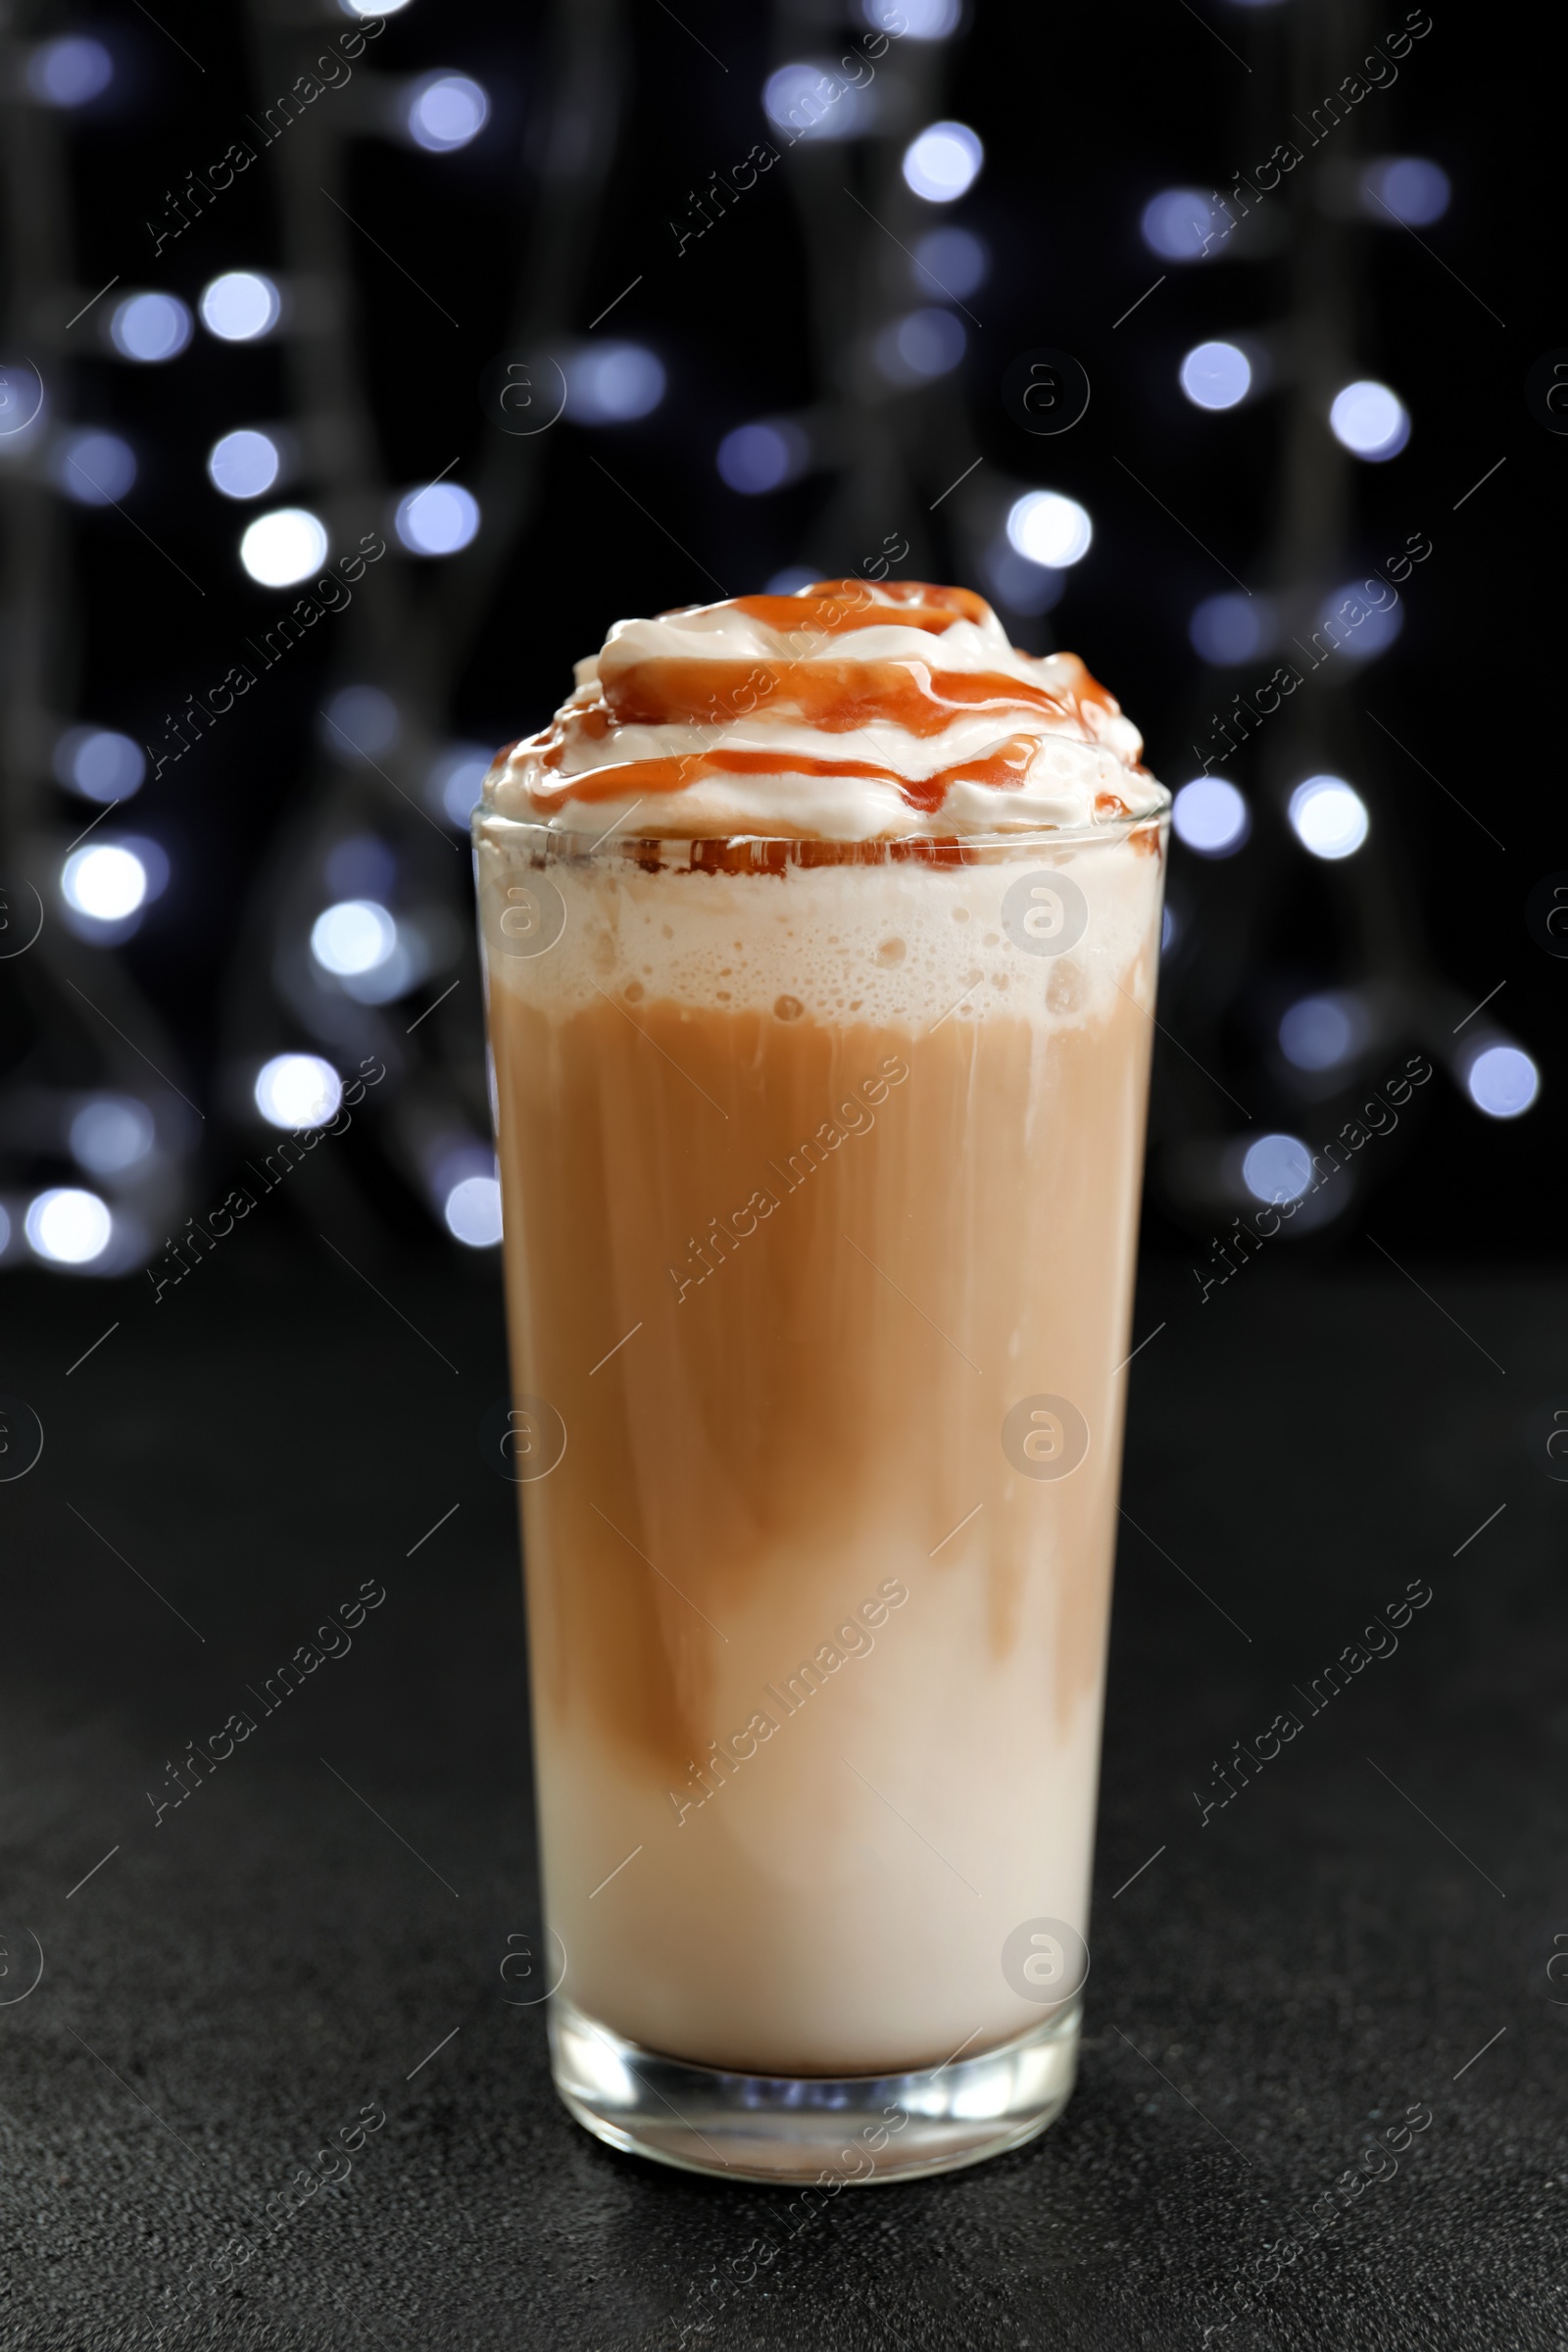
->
476, 828, 1164, 1032
481, 579, 1166, 841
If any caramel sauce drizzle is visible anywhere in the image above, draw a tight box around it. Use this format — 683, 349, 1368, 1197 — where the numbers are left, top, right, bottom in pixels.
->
500, 579, 1139, 818
601, 659, 1073, 738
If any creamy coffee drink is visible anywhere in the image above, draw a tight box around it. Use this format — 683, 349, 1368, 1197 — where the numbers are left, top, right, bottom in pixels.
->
475, 582, 1166, 2112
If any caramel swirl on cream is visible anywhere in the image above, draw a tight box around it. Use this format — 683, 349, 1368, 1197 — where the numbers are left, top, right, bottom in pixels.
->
482, 579, 1164, 840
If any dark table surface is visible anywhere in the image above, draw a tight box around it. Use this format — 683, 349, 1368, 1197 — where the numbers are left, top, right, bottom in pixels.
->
2, 1233, 1563, 2351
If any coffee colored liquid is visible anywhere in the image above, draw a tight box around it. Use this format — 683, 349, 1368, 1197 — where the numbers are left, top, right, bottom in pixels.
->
480, 828, 1164, 2075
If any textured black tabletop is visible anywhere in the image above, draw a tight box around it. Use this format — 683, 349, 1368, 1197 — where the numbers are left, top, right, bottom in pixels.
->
2, 1240, 1563, 2351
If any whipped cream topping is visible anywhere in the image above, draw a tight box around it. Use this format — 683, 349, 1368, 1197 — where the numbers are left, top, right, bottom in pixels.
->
480, 579, 1166, 841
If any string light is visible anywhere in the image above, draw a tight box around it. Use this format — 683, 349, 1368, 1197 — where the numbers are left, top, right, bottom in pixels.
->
1279, 993, 1367, 1072
1172, 778, 1250, 857
52, 728, 145, 803
405, 73, 490, 152
762, 64, 873, 142
110, 292, 193, 364
862, 0, 958, 34
981, 543, 1065, 617
911, 226, 989, 298
322, 686, 399, 757
444, 1173, 503, 1246
1005, 491, 1092, 567
26, 37, 113, 106
564, 345, 665, 424
53, 430, 136, 506
311, 901, 397, 978
1328, 380, 1409, 460
24, 1188, 112, 1264
208, 429, 282, 501
254, 1055, 342, 1130
239, 508, 328, 586
1316, 580, 1402, 662
902, 122, 983, 203
1179, 341, 1251, 411
875, 310, 966, 383
716, 421, 809, 495
1360, 158, 1449, 224
429, 746, 493, 829
1189, 593, 1275, 665
394, 481, 480, 557
199, 272, 282, 343
71, 1099, 156, 1177
1288, 776, 1370, 860
1242, 1134, 1313, 1203
62, 843, 147, 922
1463, 1045, 1539, 1120
1141, 188, 1215, 261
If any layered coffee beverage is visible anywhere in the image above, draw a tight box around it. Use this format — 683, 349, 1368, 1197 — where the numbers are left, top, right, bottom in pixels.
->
474, 580, 1167, 2180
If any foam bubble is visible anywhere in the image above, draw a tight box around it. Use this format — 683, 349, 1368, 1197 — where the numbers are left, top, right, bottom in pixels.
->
478, 824, 1164, 1034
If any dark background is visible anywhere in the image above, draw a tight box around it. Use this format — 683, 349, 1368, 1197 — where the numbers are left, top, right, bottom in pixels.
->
2, 2, 1565, 2346
0, 0, 1559, 1262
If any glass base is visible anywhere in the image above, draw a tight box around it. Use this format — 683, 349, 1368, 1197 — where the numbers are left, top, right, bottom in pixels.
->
548, 1995, 1081, 2184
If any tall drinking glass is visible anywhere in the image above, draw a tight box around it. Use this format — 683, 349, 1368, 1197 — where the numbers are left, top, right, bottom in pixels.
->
475, 806, 1167, 2182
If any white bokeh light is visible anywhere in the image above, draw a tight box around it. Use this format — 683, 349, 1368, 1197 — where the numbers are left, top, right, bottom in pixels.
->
118, 836, 170, 904
1005, 490, 1092, 568
876, 308, 966, 383
1243, 1133, 1313, 1204
1279, 993, 1365, 1073
716, 420, 809, 495
1189, 592, 1275, 666
110, 292, 193, 365
199, 271, 281, 343
341, 0, 411, 14
564, 343, 665, 424
1361, 157, 1450, 225
240, 507, 327, 586
322, 685, 400, 757
911, 225, 989, 299
54, 429, 136, 506
445, 1174, 503, 1247
1172, 777, 1250, 858
254, 1054, 342, 1131
762, 63, 873, 142
394, 480, 480, 557
1464, 1044, 1539, 1120
1180, 340, 1251, 411
53, 727, 145, 803
208, 428, 282, 501
26, 35, 114, 106
1317, 580, 1403, 663
311, 900, 398, 977
862, 0, 959, 33
406, 73, 489, 152
63, 843, 147, 922
72, 1097, 156, 1177
902, 121, 983, 204
1289, 775, 1370, 860
324, 835, 396, 902
1141, 188, 1215, 262
26, 1187, 112, 1264
982, 542, 1066, 617
1328, 379, 1409, 461
430, 745, 492, 829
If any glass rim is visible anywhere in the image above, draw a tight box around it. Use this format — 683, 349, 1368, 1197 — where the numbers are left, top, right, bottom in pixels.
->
471, 794, 1171, 864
